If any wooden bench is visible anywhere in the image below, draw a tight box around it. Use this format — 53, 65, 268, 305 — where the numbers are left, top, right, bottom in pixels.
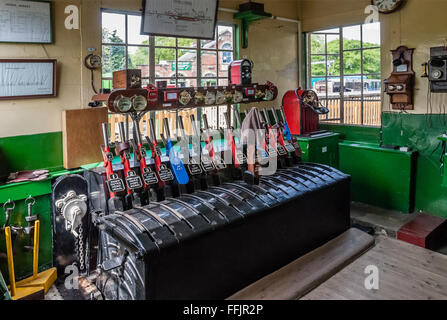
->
227, 228, 375, 300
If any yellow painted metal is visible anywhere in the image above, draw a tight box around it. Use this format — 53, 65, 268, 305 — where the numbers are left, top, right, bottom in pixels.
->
33, 220, 40, 279
16, 268, 57, 294
5, 227, 16, 297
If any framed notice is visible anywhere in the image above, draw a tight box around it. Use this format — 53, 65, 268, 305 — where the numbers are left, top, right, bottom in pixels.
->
0, 0, 52, 44
141, 0, 218, 40
0, 59, 57, 100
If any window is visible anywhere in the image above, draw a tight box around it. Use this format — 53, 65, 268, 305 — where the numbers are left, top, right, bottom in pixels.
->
307, 22, 381, 126
101, 10, 236, 140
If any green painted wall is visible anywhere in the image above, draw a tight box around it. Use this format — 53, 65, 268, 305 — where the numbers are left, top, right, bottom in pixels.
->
320, 124, 381, 144
382, 112, 447, 218
0, 132, 63, 180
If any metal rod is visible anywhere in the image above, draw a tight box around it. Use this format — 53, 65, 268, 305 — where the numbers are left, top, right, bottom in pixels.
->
133, 119, 142, 145
163, 118, 171, 139
33, 220, 40, 279
119, 122, 126, 143
190, 114, 200, 137
101, 123, 109, 148
5, 227, 16, 297
149, 118, 157, 142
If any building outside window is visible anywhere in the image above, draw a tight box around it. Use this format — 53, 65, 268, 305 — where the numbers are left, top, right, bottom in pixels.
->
101, 10, 236, 139
307, 22, 381, 126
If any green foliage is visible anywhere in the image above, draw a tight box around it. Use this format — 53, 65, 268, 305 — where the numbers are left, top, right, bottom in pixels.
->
102, 28, 125, 77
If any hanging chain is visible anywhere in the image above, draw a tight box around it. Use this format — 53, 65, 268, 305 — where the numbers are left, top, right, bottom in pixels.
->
78, 224, 85, 272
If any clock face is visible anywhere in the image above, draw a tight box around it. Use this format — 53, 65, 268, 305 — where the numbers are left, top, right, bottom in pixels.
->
372, 0, 404, 13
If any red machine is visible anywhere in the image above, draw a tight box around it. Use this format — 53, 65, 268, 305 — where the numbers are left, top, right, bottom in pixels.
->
229, 59, 253, 85
282, 88, 329, 136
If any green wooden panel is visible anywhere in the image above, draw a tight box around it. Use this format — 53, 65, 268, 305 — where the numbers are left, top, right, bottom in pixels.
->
382, 112, 447, 218
320, 124, 380, 144
339, 141, 416, 213
297, 133, 340, 168
0, 132, 63, 180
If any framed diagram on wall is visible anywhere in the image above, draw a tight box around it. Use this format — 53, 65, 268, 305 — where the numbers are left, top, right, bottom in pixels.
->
141, 0, 218, 40
0, 59, 57, 100
0, 0, 52, 44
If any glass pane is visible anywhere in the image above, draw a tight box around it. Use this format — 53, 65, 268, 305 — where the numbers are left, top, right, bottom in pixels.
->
218, 51, 233, 77
141, 78, 150, 87
201, 50, 217, 77
325, 77, 341, 121
327, 35, 340, 54
128, 15, 148, 45
311, 77, 327, 98
178, 38, 197, 48
177, 49, 197, 77
128, 46, 149, 74
218, 78, 228, 86
218, 25, 233, 50
344, 76, 363, 95
102, 79, 113, 90
343, 51, 361, 74
311, 55, 326, 76
362, 22, 381, 48
364, 74, 382, 93
102, 45, 126, 78
343, 25, 361, 50
327, 55, 340, 76
201, 79, 217, 87
155, 36, 175, 47
201, 39, 216, 49
311, 34, 325, 54
363, 48, 381, 74
102, 12, 125, 44
155, 48, 175, 79
179, 78, 197, 88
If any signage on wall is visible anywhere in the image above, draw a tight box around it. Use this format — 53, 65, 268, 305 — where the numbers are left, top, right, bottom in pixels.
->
171, 62, 192, 71
141, 0, 218, 40
0, 0, 52, 44
0, 59, 57, 100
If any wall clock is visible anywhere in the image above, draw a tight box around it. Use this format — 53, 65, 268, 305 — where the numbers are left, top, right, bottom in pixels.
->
372, 0, 405, 14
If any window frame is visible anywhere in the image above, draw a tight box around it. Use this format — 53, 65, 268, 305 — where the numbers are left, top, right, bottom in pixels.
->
101, 9, 238, 134
306, 22, 381, 127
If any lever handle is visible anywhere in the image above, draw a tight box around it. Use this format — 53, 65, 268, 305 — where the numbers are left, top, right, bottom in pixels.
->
119, 122, 126, 143
224, 112, 232, 129
178, 115, 187, 140
202, 113, 210, 131
132, 120, 142, 146
270, 108, 280, 124
234, 109, 242, 128
101, 123, 109, 148
190, 114, 200, 137
149, 118, 157, 142
163, 118, 171, 139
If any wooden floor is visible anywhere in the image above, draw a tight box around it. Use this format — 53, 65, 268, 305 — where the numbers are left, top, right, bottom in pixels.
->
302, 236, 447, 300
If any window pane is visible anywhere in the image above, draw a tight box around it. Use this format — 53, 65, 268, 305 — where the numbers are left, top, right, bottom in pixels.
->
177, 49, 197, 77
311, 55, 326, 76
363, 48, 381, 74
155, 48, 175, 78
325, 77, 341, 121
362, 22, 380, 48
102, 45, 126, 78
102, 12, 126, 44
218, 78, 228, 86
128, 15, 148, 45
343, 25, 361, 50
344, 77, 363, 94
327, 35, 340, 54
201, 79, 217, 86
180, 78, 197, 88
311, 77, 327, 97
128, 46, 149, 75
155, 36, 175, 47
178, 38, 197, 48
201, 38, 216, 49
218, 51, 233, 77
218, 25, 233, 50
327, 55, 340, 76
343, 51, 361, 74
311, 34, 325, 54
201, 50, 217, 77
